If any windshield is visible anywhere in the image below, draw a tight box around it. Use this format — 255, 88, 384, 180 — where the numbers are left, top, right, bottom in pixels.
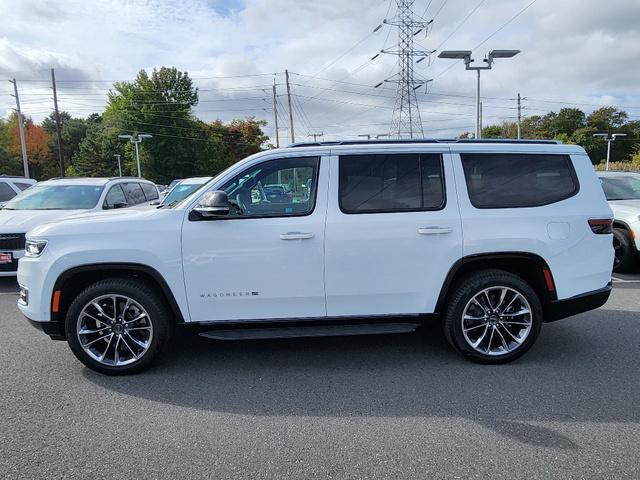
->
162, 183, 204, 206
3, 184, 104, 210
600, 176, 640, 201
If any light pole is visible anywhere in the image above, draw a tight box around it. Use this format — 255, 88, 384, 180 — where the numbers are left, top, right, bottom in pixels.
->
594, 133, 627, 171
118, 133, 152, 177
438, 49, 520, 139
113, 154, 122, 177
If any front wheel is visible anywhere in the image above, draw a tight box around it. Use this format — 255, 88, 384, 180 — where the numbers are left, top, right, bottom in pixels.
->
65, 278, 173, 375
444, 270, 543, 364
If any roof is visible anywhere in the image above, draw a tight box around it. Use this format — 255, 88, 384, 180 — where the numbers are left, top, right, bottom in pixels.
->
39, 176, 155, 186
0, 175, 36, 182
178, 176, 213, 185
287, 138, 562, 148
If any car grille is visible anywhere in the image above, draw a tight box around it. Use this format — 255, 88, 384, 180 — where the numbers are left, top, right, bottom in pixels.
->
0, 233, 26, 251
0, 258, 18, 273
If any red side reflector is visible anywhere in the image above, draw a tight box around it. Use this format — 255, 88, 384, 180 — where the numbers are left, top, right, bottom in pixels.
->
52, 290, 61, 313
588, 218, 613, 235
542, 268, 555, 293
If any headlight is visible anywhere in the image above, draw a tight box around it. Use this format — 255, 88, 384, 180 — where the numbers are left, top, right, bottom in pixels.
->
25, 239, 47, 257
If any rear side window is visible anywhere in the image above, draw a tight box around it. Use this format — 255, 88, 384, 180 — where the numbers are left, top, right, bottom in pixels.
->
460, 153, 579, 209
0, 182, 16, 202
13, 182, 33, 191
122, 182, 146, 205
339, 153, 445, 213
141, 183, 159, 201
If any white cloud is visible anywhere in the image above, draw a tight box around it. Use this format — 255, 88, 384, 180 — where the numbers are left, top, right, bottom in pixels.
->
1, 0, 639, 139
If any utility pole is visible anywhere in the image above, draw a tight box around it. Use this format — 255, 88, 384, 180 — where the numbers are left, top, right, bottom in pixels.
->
516, 93, 522, 139
8, 79, 29, 178
308, 133, 324, 142
479, 101, 483, 138
373, 0, 434, 139
114, 154, 122, 177
271, 78, 280, 148
51, 68, 65, 177
285, 69, 295, 143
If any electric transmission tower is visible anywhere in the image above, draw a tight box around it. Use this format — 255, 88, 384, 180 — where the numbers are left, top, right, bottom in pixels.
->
374, 0, 434, 138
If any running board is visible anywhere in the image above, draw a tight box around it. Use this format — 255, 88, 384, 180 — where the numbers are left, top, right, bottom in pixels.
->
198, 323, 420, 341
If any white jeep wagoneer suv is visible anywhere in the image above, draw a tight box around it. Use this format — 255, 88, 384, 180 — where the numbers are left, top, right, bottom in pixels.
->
17, 139, 614, 374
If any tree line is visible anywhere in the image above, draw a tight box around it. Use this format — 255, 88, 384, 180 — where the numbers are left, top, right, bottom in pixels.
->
0, 67, 267, 184
2, 66, 639, 183
477, 106, 640, 167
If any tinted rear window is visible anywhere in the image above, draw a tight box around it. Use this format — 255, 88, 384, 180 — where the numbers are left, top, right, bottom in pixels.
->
141, 183, 159, 201
339, 153, 445, 213
0, 182, 16, 202
14, 182, 33, 191
122, 182, 146, 205
460, 153, 578, 209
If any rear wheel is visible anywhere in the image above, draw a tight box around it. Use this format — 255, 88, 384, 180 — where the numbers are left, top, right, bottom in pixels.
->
613, 228, 636, 273
65, 278, 172, 375
444, 270, 543, 364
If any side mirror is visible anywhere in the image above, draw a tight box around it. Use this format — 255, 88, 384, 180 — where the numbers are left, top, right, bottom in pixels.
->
150, 200, 160, 206
113, 201, 129, 209
193, 191, 230, 218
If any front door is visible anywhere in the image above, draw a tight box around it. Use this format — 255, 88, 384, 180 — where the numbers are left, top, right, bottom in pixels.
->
182, 155, 327, 322
324, 150, 462, 316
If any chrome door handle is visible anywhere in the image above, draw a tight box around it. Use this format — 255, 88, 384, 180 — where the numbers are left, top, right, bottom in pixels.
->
418, 226, 453, 235
280, 232, 315, 240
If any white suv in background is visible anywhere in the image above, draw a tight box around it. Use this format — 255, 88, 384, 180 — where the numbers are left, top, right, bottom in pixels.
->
0, 177, 159, 276
18, 140, 613, 374
0, 176, 36, 207
598, 171, 640, 272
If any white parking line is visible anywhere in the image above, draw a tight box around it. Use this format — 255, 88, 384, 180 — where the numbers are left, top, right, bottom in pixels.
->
0, 292, 18, 295
612, 276, 640, 283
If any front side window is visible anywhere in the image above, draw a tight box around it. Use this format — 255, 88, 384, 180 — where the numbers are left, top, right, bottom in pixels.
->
0, 182, 16, 202
3, 185, 104, 210
461, 153, 579, 209
122, 182, 146, 206
600, 175, 640, 201
219, 156, 319, 218
339, 153, 445, 213
103, 185, 127, 209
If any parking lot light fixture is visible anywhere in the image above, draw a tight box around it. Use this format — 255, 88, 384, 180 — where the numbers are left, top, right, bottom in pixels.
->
594, 133, 627, 171
118, 133, 153, 177
438, 49, 520, 139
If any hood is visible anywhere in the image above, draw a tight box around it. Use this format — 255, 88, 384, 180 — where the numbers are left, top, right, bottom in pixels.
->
608, 199, 640, 217
609, 199, 640, 209
27, 207, 180, 238
0, 209, 87, 233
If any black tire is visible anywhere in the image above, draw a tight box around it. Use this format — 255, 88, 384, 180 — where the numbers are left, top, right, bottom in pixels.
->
613, 228, 637, 273
443, 269, 543, 364
65, 278, 173, 375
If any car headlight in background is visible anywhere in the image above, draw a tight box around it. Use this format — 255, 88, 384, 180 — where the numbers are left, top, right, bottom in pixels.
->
25, 239, 47, 257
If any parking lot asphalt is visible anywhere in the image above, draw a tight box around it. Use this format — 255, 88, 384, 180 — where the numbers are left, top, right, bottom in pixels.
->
0, 275, 639, 480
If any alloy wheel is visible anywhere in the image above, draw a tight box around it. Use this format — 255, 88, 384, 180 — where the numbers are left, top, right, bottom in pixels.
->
76, 294, 153, 367
461, 286, 533, 356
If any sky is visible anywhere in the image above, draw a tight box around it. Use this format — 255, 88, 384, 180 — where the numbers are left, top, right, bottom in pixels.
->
1, 0, 639, 142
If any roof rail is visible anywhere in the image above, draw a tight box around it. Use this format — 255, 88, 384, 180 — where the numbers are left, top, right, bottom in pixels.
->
286, 138, 562, 148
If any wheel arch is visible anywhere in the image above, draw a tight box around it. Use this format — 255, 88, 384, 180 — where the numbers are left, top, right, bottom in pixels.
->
435, 252, 558, 318
51, 263, 185, 330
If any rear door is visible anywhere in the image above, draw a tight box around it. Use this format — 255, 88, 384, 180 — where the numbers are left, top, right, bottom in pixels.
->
324, 149, 463, 316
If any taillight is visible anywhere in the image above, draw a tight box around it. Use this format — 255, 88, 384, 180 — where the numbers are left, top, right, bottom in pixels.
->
588, 218, 613, 235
